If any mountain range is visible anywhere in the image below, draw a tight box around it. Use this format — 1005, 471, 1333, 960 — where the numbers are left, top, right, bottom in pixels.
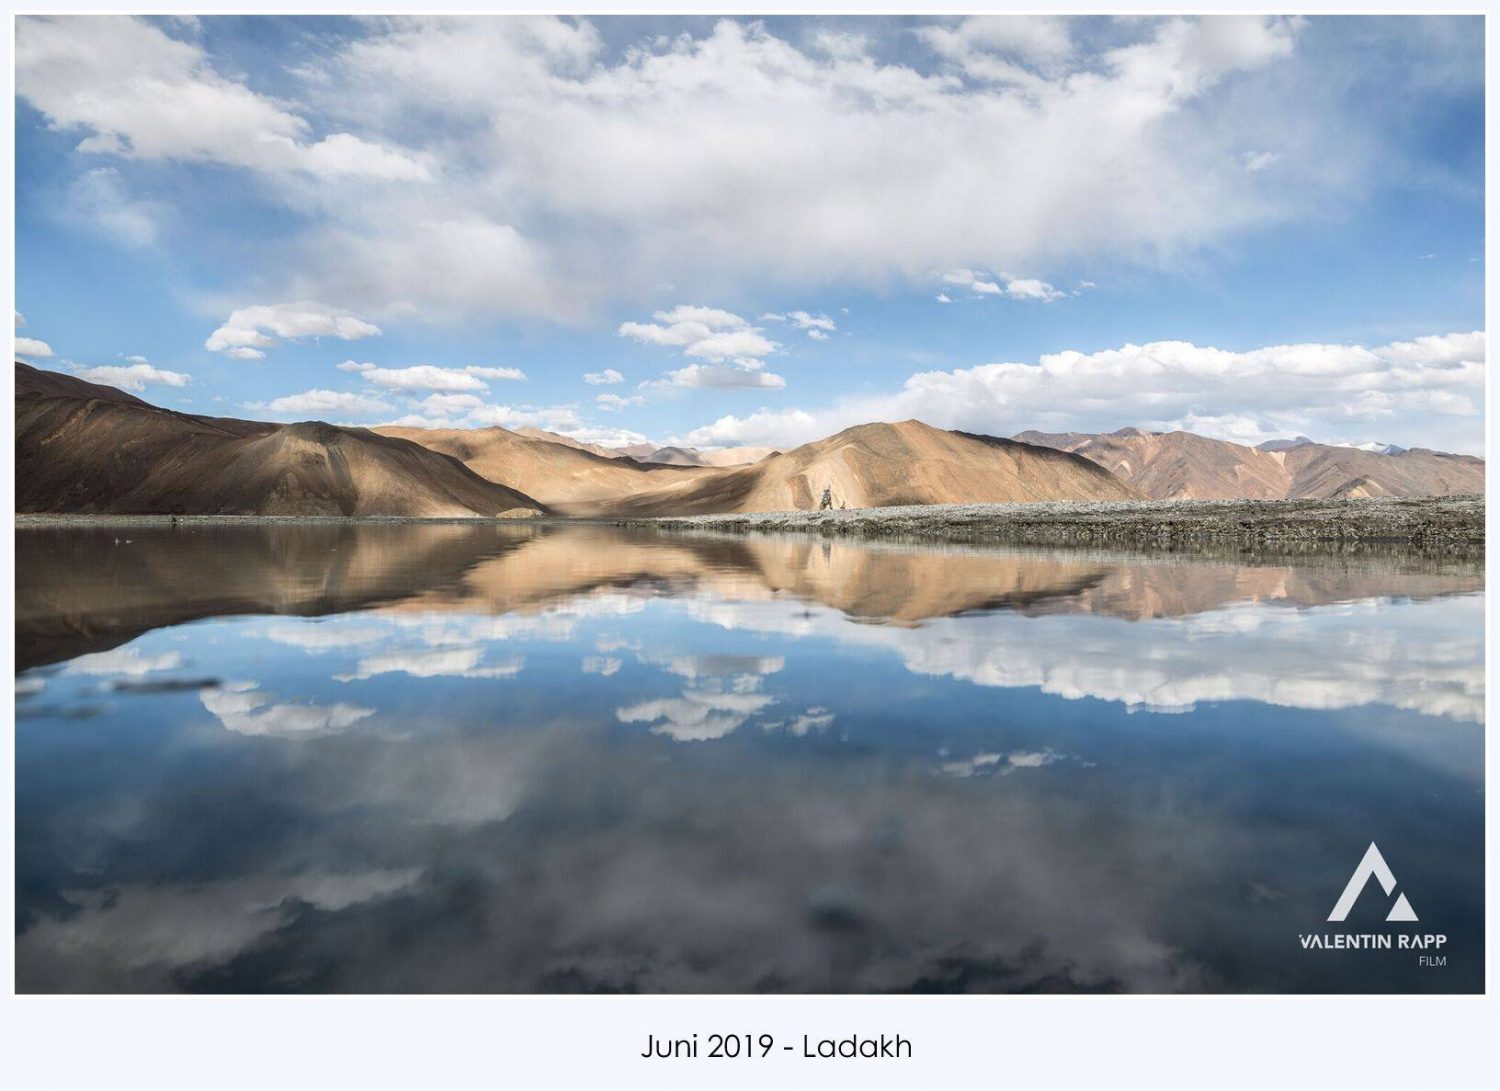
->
15, 363, 1484, 517
1013, 426, 1483, 501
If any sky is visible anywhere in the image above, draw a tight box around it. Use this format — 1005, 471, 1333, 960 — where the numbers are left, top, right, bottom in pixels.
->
12, 14, 1487, 454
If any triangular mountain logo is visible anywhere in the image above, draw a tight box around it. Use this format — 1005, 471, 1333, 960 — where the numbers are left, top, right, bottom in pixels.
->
1328, 842, 1418, 922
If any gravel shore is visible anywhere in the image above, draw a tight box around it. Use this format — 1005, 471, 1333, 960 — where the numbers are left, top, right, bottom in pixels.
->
605, 495, 1485, 556
15, 496, 1485, 557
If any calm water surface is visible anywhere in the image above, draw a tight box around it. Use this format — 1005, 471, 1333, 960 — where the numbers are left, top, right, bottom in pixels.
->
14, 523, 1485, 992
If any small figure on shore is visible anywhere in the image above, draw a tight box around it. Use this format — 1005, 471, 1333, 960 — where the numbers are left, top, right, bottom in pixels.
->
819, 484, 833, 511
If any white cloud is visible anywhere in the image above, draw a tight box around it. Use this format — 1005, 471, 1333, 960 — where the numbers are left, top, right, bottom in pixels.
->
418, 392, 486, 415
935, 293, 952, 304
680, 330, 1486, 454
263, 389, 394, 417
622, 304, 785, 388
379, 395, 609, 439
1003, 277, 1066, 302
564, 424, 656, 448
616, 669, 778, 741
941, 269, 1064, 302
16, 337, 54, 358
201, 681, 375, 737
584, 368, 624, 385
1244, 150, 1281, 172
655, 364, 786, 390
335, 648, 524, 681
15, 311, 24, 327
65, 647, 182, 677
345, 363, 521, 392
63, 166, 160, 247
289, 15, 1296, 318
918, 14, 1076, 83
465, 365, 528, 381
72, 363, 190, 391
16, 16, 428, 181
786, 311, 836, 334
206, 302, 381, 357
597, 392, 645, 410
20, 15, 1429, 327
619, 306, 779, 361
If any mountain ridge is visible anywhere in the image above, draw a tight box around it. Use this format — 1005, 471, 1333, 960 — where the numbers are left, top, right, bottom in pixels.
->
1015, 427, 1482, 501
16, 362, 546, 517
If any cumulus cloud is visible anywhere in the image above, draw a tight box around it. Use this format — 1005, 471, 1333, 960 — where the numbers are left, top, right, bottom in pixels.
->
654, 364, 786, 390
15, 15, 1468, 328
596, 392, 645, 410
679, 330, 1486, 453
65, 647, 183, 677
16, 336, 54, 358
201, 681, 375, 738
941, 269, 1064, 301
375, 392, 627, 442
764, 310, 837, 338
263, 389, 394, 418
622, 304, 787, 388
335, 647, 524, 682
620, 305, 779, 361
16, 16, 429, 182
72, 362, 190, 391
584, 368, 624, 385
205, 302, 382, 359
339, 363, 524, 392
418, 392, 486, 415
288, 15, 1314, 319
466, 365, 528, 381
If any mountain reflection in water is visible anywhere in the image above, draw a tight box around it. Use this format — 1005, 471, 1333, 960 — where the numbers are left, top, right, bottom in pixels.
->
14, 523, 1485, 993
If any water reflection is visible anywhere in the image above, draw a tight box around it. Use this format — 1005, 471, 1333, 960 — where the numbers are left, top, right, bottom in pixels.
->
14, 523, 1485, 992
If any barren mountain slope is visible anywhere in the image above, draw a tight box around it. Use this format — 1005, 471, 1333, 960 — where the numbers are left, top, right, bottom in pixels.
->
16, 363, 544, 517
589, 420, 1140, 516
376, 424, 713, 506
1015, 427, 1483, 500
1280, 443, 1484, 499
643, 445, 781, 467
1014, 428, 1292, 500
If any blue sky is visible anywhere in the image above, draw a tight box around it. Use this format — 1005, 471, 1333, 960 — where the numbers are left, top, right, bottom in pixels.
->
13, 14, 1487, 453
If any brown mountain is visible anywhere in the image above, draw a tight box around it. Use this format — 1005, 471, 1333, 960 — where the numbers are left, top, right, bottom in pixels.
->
642, 444, 780, 467
375, 423, 714, 509
514, 426, 625, 460
590, 420, 1140, 516
16, 363, 544, 518
512, 428, 778, 468
1014, 427, 1483, 501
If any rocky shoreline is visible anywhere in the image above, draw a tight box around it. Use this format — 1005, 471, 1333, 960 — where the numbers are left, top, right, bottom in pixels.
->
607, 495, 1486, 556
15, 495, 1487, 558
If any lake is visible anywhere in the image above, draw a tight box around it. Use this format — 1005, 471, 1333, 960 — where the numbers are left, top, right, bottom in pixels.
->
13, 522, 1485, 992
